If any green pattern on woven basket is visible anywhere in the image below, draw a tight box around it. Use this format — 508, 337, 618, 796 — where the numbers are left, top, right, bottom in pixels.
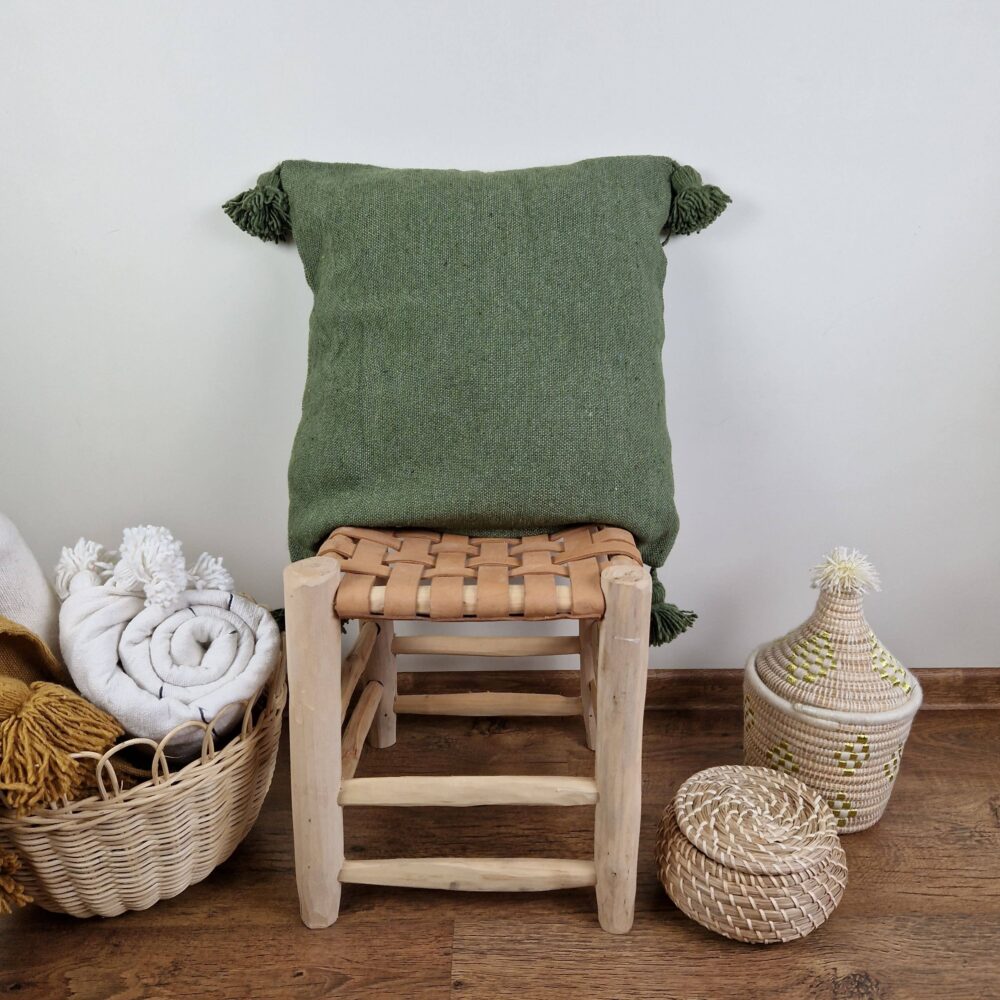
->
768, 740, 800, 774
785, 631, 836, 685
870, 631, 913, 693
835, 733, 870, 775
743, 695, 755, 734
883, 745, 903, 783
827, 792, 857, 828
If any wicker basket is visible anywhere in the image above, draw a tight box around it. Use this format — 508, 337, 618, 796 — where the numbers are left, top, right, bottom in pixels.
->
743, 549, 921, 833
0, 663, 285, 918
656, 765, 847, 944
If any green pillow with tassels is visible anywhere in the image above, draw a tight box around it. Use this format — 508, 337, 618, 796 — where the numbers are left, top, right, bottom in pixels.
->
224, 156, 729, 644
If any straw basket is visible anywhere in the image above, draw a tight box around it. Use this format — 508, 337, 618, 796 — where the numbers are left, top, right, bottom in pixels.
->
0, 663, 285, 918
656, 765, 847, 944
743, 549, 921, 833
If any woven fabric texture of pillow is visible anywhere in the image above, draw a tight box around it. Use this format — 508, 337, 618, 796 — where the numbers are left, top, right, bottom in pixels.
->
224, 156, 729, 636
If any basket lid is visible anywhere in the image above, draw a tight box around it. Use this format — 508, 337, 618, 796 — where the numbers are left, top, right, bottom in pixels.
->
673, 765, 841, 876
753, 547, 919, 715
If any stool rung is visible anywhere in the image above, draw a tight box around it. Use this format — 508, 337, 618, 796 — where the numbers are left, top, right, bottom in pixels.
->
341, 680, 383, 781
340, 620, 379, 722
394, 691, 582, 717
339, 857, 597, 892
339, 774, 598, 808
392, 634, 580, 657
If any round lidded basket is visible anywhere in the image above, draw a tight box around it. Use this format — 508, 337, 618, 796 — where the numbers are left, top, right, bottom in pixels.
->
743, 548, 921, 833
0, 662, 285, 918
656, 765, 847, 944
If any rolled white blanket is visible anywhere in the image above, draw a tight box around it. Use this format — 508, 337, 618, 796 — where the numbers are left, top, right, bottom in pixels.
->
57, 527, 280, 757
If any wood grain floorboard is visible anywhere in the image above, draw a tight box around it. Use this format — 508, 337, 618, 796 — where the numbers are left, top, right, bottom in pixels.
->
0, 917, 453, 1000
1, 701, 997, 998
450, 914, 998, 1000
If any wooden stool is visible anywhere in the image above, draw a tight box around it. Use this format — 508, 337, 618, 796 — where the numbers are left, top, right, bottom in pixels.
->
282, 524, 652, 934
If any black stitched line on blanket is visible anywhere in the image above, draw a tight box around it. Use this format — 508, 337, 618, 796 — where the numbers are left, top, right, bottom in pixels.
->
159, 685, 164, 699
227, 593, 234, 610
199, 707, 208, 724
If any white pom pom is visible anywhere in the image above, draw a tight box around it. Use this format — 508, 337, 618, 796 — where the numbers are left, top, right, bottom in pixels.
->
110, 525, 188, 609
187, 552, 235, 592
810, 546, 881, 595
54, 538, 113, 599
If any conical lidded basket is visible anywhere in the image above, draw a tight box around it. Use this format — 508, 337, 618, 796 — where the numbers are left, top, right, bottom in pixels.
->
743, 548, 921, 833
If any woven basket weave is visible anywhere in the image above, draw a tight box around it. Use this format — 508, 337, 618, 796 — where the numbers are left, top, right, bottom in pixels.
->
656, 765, 847, 944
0, 663, 285, 918
743, 550, 921, 833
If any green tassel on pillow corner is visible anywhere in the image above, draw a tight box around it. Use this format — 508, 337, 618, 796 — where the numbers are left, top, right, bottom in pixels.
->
222, 167, 291, 243
649, 569, 697, 647
666, 163, 731, 238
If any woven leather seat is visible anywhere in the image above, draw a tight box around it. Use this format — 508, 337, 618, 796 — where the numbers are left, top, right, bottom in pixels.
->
318, 524, 643, 621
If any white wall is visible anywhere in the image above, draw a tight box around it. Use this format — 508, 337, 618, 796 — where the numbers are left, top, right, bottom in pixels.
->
2, 1, 998, 669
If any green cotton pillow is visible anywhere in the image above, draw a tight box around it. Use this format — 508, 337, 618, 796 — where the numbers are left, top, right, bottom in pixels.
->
224, 156, 729, 642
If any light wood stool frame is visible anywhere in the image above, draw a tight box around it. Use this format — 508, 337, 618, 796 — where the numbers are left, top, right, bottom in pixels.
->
283, 547, 651, 934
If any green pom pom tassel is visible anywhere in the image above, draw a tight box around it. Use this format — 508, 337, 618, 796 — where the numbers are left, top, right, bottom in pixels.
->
222, 167, 291, 243
649, 569, 697, 646
666, 164, 731, 237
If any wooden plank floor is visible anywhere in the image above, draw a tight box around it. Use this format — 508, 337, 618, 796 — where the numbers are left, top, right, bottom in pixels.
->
2, 698, 998, 998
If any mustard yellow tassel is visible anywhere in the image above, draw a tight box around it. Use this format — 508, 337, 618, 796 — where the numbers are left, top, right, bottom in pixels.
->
0, 678, 123, 816
0, 851, 31, 915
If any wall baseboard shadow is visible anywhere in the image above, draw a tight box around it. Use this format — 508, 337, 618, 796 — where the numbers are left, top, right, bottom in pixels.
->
396, 667, 1000, 712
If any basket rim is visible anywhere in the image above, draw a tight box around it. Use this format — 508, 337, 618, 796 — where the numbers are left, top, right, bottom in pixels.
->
0, 663, 286, 831
745, 647, 922, 729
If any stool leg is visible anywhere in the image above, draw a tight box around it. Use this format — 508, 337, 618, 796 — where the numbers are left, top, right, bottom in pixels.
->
364, 620, 397, 749
594, 565, 652, 934
284, 557, 344, 929
578, 620, 599, 751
